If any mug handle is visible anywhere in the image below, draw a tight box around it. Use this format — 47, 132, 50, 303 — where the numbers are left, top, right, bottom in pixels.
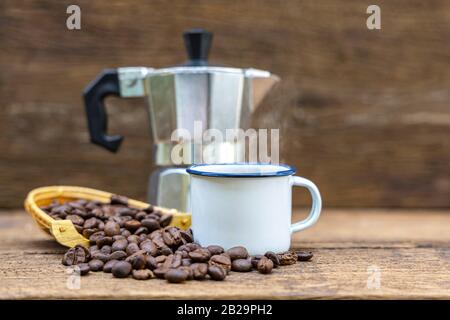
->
158, 168, 190, 212
290, 176, 322, 233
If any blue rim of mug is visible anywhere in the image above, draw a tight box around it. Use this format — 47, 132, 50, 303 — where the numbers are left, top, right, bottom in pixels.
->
186, 163, 296, 178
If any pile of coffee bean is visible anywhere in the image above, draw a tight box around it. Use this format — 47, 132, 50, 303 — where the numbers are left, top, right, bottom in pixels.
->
41, 195, 313, 283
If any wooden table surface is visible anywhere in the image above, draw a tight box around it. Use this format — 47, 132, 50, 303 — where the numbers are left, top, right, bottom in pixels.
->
1, 209, 449, 299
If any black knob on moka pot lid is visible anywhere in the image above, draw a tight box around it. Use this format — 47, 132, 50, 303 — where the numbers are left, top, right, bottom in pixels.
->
182, 28, 213, 66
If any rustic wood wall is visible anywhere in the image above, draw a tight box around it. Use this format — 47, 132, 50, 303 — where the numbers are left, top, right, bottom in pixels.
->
0, 0, 449, 208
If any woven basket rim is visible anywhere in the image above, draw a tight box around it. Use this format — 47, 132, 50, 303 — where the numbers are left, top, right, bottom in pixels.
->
24, 185, 184, 234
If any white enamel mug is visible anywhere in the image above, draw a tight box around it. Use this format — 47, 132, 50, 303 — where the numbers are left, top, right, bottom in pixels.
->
185, 163, 322, 255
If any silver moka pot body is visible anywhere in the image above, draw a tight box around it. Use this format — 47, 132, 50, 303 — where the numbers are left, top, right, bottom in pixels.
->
84, 29, 279, 211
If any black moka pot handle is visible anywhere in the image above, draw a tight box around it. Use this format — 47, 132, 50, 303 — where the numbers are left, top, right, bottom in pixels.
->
83, 69, 123, 152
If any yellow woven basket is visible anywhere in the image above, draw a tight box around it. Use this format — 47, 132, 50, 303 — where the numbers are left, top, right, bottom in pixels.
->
24, 186, 191, 248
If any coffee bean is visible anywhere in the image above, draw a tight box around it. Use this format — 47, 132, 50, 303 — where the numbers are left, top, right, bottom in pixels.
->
78, 210, 95, 219
88, 259, 104, 272
72, 208, 89, 219
91, 252, 109, 263
251, 255, 263, 268
74, 225, 84, 233
143, 205, 154, 213
51, 204, 72, 216
149, 229, 162, 240
226, 246, 248, 260
145, 256, 158, 270
124, 220, 141, 231
153, 209, 164, 216
179, 250, 190, 259
101, 205, 115, 218
49, 214, 61, 220
155, 255, 167, 263
82, 228, 97, 239
67, 201, 85, 211
113, 235, 125, 241
141, 218, 160, 232
180, 230, 193, 243
191, 263, 208, 280
135, 227, 148, 236
112, 261, 132, 278
83, 217, 98, 229
104, 221, 121, 236
153, 268, 167, 279
96, 236, 113, 248
160, 246, 173, 256
135, 211, 147, 220
162, 229, 177, 247
110, 195, 129, 206
209, 254, 232, 273
126, 242, 140, 256
62, 245, 90, 266
185, 243, 200, 251
264, 251, 280, 267
114, 219, 125, 228
162, 254, 176, 269
112, 239, 128, 252
132, 269, 154, 280
100, 245, 112, 255
85, 202, 98, 211
159, 214, 172, 228
121, 229, 132, 237
180, 266, 194, 280
127, 235, 140, 244
165, 268, 189, 283
208, 265, 227, 281
103, 260, 118, 273
109, 250, 127, 261
296, 251, 314, 261
66, 214, 85, 226
189, 248, 211, 262
278, 251, 297, 265
257, 256, 273, 274
90, 207, 102, 217
126, 253, 147, 270
77, 263, 90, 276
41, 203, 55, 213
172, 253, 183, 268
140, 240, 157, 256
182, 258, 192, 266
152, 236, 172, 255
147, 214, 161, 221
138, 233, 148, 242
160, 251, 175, 260
89, 245, 99, 255
207, 245, 224, 256
177, 244, 190, 253
231, 259, 252, 272
117, 207, 135, 217
75, 199, 88, 206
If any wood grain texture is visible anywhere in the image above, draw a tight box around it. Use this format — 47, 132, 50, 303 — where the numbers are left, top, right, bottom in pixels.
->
0, 209, 449, 299
0, 0, 449, 208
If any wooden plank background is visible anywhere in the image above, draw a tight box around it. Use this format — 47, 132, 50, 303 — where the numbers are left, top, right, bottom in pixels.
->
0, 0, 449, 208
